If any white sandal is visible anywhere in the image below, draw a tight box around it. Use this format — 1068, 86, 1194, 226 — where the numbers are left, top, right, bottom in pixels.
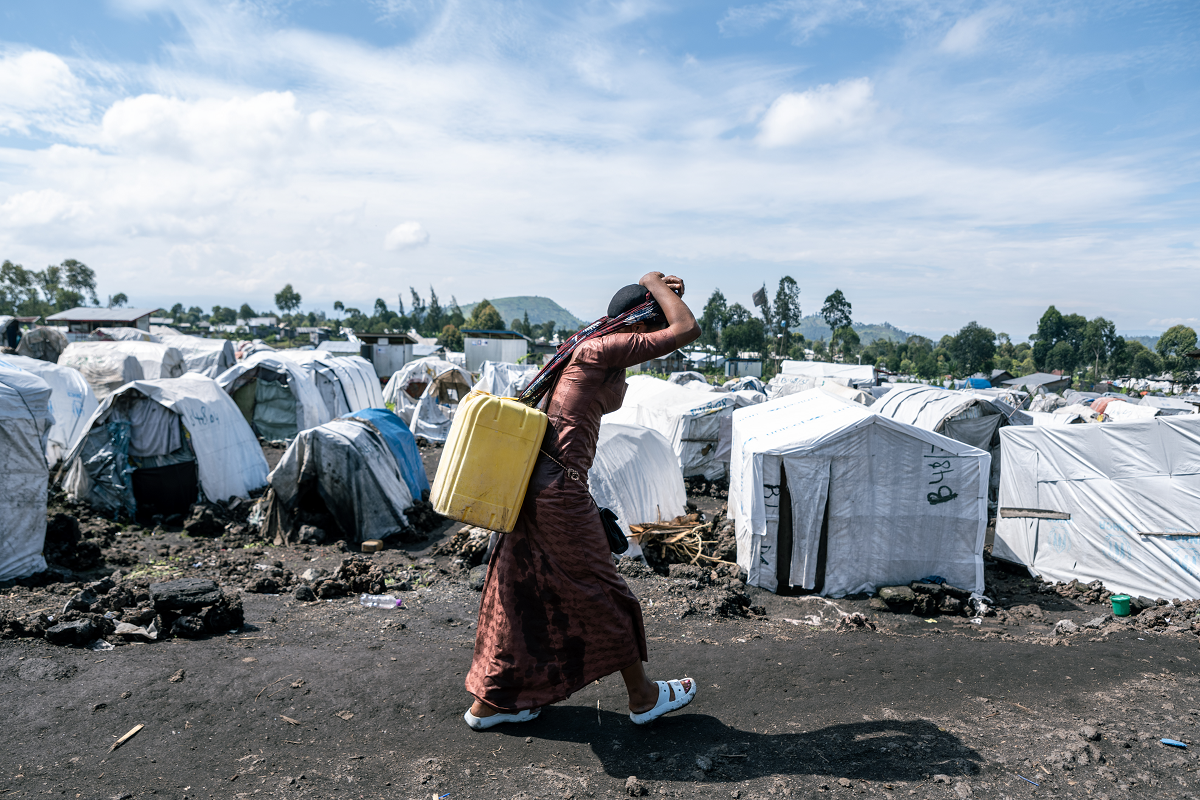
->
463, 706, 541, 730
629, 679, 696, 725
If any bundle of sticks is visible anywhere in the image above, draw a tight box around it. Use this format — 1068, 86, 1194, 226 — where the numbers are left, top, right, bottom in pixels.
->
628, 512, 736, 567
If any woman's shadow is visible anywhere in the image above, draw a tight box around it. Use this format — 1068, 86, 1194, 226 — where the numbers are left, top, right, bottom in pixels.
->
492, 708, 982, 783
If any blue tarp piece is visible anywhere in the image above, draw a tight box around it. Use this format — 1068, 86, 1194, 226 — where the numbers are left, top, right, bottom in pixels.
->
345, 408, 431, 498
966, 378, 992, 389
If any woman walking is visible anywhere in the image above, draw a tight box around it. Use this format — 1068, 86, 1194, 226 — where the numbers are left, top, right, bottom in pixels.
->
464, 271, 702, 729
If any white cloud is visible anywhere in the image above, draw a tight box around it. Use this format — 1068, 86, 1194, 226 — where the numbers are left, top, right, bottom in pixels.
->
757, 78, 874, 146
1, 189, 92, 227
0, 50, 87, 134
384, 221, 430, 251
939, 8, 1005, 54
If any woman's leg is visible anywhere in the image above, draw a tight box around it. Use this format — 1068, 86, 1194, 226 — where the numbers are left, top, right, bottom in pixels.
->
469, 696, 500, 717
621, 660, 692, 713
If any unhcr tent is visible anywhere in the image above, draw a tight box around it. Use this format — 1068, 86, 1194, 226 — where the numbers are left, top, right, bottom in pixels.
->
780, 360, 877, 386
216, 353, 330, 442
158, 335, 236, 378
62, 375, 268, 522
344, 408, 430, 500
0, 354, 99, 466
273, 351, 384, 417
731, 390, 990, 596
474, 361, 539, 398
62, 340, 183, 383
590, 422, 688, 557
261, 416, 415, 544
994, 416, 1200, 599
59, 341, 146, 400
383, 358, 474, 443
603, 375, 736, 480
16, 325, 69, 363
0, 367, 53, 581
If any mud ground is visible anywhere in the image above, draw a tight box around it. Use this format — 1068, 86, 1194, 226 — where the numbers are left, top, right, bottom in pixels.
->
3, 444, 1200, 800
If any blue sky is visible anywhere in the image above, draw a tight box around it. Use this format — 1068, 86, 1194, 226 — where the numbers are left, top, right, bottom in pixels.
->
1, 0, 1197, 339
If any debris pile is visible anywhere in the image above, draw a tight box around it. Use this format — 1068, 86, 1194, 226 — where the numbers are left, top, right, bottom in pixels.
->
632, 505, 737, 573
875, 580, 977, 617
434, 525, 493, 569
615, 560, 762, 619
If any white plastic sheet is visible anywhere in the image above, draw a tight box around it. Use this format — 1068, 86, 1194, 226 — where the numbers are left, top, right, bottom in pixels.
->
307, 355, 384, 417
0, 368, 53, 581
731, 389, 989, 596
383, 358, 474, 442
158, 335, 236, 378
0, 354, 98, 466
217, 352, 331, 439
59, 341, 146, 400
780, 360, 876, 385
591, 422, 687, 556
474, 361, 539, 398
995, 416, 1200, 599
603, 375, 736, 480
64, 375, 269, 506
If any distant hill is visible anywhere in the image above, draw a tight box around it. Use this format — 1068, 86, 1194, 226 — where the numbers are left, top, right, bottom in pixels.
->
460, 296, 588, 331
794, 315, 911, 346
1123, 334, 1160, 350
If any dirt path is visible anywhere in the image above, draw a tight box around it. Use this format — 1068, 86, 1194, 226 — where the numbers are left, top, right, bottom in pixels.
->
4, 581, 1199, 800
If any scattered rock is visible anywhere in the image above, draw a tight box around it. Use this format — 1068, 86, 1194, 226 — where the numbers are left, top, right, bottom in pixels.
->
183, 503, 225, 538
169, 669, 186, 683
293, 585, 317, 602
878, 585, 916, 609
150, 579, 221, 613
837, 778, 852, 787
300, 568, 326, 583
932, 774, 952, 784
1055, 619, 1080, 635
953, 782, 972, 799
295, 525, 327, 545
45, 619, 99, 647
1081, 725, 1101, 741
171, 615, 207, 638
245, 577, 281, 594
468, 564, 488, 592
695, 756, 713, 772
625, 776, 648, 796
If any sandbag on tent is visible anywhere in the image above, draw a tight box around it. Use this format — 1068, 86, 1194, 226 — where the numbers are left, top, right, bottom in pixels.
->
344, 408, 430, 499
58, 342, 146, 401
93, 327, 157, 343
731, 389, 989, 596
994, 415, 1200, 599
0, 354, 99, 466
602, 375, 736, 480
158, 335, 236, 378
260, 417, 414, 544
590, 422, 688, 558
382, 357, 474, 443
0, 367, 53, 581
16, 325, 69, 363
473, 361, 539, 398
216, 353, 330, 442
61, 375, 269, 522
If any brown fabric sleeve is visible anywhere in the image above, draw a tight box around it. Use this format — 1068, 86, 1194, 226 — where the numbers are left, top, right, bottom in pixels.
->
575, 328, 678, 371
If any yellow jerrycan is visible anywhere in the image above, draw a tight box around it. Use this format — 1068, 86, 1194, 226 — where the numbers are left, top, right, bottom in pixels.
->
430, 389, 548, 533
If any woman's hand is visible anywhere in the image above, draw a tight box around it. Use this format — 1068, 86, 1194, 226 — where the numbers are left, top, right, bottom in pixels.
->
639, 272, 684, 298
638, 272, 701, 347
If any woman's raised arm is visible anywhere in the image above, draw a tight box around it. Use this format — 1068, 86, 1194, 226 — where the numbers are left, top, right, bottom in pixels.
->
639, 272, 701, 347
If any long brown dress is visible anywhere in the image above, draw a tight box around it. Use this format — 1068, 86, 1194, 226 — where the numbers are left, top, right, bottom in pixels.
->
465, 327, 678, 712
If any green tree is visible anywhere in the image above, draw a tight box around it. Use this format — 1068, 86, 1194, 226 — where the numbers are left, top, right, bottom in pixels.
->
1157, 325, 1198, 385
374, 298, 389, 317
698, 289, 728, 349
448, 297, 466, 328
836, 325, 861, 362
439, 323, 464, 351
772, 276, 801, 359
239, 303, 257, 320
950, 321, 996, 376
108, 292, 128, 308
820, 289, 852, 353
538, 320, 556, 341
721, 303, 764, 359
275, 284, 301, 314
333, 300, 344, 314
425, 287, 444, 336
210, 305, 237, 325
409, 288, 426, 328
467, 299, 505, 331
1082, 317, 1121, 382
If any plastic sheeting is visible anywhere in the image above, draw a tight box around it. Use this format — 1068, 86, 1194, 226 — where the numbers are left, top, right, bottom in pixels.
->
0, 354, 98, 466
731, 389, 989, 597
308, 355, 385, 417
62, 375, 269, 509
263, 417, 414, 543
15, 326, 68, 363
591, 422, 687, 556
780, 360, 877, 385
90, 341, 185, 380
0, 367, 53, 581
216, 353, 330, 441
994, 416, 1200, 599
345, 408, 430, 499
93, 327, 155, 342
158, 335, 236, 378
603, 375, 736, 480
1096, 398, 1160, 423
59, 342, 146, 400
383, 358, 474, 443
473, 361, 538, 398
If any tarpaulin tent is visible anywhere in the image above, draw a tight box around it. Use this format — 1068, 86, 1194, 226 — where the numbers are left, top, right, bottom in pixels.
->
766, 373, 856, 400
158, 335, 236, 378
61, 375, 268, 522
590, 422, 688, 557
723, 376, 766, 394
1138, 396, 1198, 416
780, 360, 877, 386
344, 408, 430, 500
260, 416, 415, 544
0, 354, 98, 466
216, 353, 330, 442
274, 351, 384, 418
58, 342, 146, 400
1093, 397, 1159, 423
668, 371, 709, 387
603, 375, 736, 480
473, 361, 539, 398
994, 415, 1200, 599
731, 389, 989, 596
382, 357, 474, 443
93, 327, 156, 342
62, 340, 183, 383
0, 367, 53, 581
16, 325, 69, 363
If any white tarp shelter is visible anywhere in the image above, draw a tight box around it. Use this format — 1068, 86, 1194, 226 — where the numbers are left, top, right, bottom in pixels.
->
780, 360, 877, 386
473, 361, 539, 398
93, 327, 156, 342
217, 353, 330, 442
1138, 396, 1198, 416
603, 375, 736, 480
994, 416, 1200, 599
731, 390, 989, 596
590, 422, 688, 557
0, 367, 53, 581
383, 357, 474, 443
62, 375, 268, 520
0, 354, 99, 466
262, 417, 414, 544
158, 335, 236, 378
302, 354, 385, 418
1094, 398, 1160, 423
58, 341, 146, 400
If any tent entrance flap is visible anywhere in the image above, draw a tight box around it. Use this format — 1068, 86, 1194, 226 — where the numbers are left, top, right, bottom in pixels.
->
132, 461, 198, 524
775, 463, 831, 595
253, 372, 298, 442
